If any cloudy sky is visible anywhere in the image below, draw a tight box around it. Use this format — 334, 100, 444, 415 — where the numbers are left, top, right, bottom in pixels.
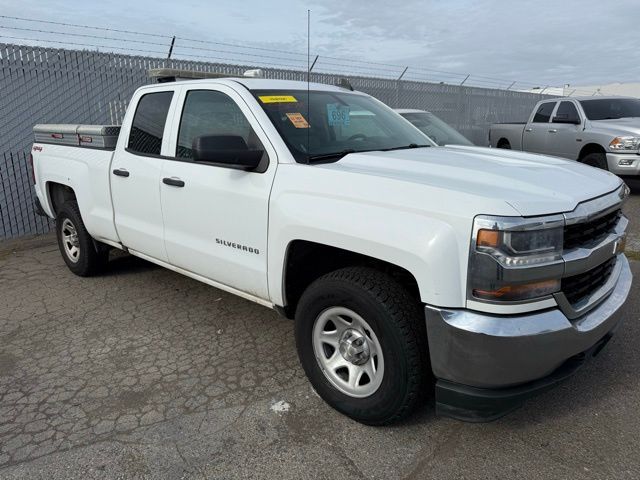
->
1, 0, 639, 89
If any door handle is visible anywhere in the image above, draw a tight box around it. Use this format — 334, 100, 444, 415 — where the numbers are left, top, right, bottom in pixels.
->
525, 128, 533, 132
162, 177, 185, 187
548, 129, 558, 133
112, 168, 130, 177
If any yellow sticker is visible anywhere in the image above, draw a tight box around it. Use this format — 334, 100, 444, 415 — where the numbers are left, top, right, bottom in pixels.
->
259, 95, 297, 104
286, 112, 309, 129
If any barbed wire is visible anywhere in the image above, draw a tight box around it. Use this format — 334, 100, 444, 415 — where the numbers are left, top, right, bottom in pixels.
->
0, 15, 605, 95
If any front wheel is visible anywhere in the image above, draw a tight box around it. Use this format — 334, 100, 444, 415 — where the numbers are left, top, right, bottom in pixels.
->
581, 152, 608, 170
295, 267, 429, 425
55, 201, 108, 276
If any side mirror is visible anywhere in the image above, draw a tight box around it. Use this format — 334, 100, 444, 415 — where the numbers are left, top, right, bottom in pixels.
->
552, 114, 581, 125
192, 135, 263, 170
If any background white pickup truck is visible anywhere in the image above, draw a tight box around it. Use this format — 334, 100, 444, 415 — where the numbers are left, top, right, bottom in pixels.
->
31, 77, 632, 424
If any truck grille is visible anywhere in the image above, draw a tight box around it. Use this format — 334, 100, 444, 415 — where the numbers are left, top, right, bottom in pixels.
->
563, 209, 621, 250
561, 257, 616, 305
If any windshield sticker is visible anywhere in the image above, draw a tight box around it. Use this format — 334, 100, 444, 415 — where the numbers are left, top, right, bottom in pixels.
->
286, 112, 310, 129
258, 95, 297, 104
327, 104, 351, 126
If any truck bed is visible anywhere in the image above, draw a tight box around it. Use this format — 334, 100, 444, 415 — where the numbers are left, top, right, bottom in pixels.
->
488, 122, 526, 149
32, 135, 119, 246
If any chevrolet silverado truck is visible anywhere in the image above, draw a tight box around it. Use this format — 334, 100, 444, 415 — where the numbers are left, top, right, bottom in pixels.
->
489, 96, 640, 178
31, 77, 632, 424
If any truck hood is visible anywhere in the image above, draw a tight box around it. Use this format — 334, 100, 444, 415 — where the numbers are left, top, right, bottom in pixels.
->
589, 117, 640, 136
319, 146, 622, 217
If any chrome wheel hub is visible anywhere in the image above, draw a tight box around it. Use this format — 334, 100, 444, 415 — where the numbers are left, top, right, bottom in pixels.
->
61, 218, 80, 263
312, 307, 384, 398
338, 329, 370, 366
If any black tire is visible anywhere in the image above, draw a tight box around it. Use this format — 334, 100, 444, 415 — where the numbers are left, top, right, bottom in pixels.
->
581, 152, 608, 170
497, 139, 511, 149
295, 267, 429, 425
55, 201, 108, 276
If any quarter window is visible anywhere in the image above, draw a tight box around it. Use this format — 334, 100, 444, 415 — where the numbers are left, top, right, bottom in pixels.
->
177, 90, 262, 159
128, 91, 174, 155
532, 102, 555, 123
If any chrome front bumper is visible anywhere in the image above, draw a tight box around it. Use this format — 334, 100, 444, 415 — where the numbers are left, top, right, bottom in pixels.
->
425, 254, 632, 390
606, 153, 640, 176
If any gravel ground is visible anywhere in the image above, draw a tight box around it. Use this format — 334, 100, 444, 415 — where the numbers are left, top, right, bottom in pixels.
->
0, 195, 639, 479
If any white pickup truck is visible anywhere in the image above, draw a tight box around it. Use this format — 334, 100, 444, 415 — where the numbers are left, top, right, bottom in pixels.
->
31, 77, 632, 424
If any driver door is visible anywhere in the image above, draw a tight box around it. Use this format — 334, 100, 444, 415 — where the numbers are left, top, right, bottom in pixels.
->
160, 85, 278, 300
548, 101, 583, 159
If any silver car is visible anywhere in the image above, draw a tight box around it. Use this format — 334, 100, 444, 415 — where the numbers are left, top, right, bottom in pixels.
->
395, 109, 474, 146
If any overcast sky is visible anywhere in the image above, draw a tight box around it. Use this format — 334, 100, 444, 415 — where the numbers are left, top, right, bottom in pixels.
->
1, 0, 639, 88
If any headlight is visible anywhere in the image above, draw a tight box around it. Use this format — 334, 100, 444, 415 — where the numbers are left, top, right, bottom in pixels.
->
609, 136, 640, 151
469, 215, 564, 302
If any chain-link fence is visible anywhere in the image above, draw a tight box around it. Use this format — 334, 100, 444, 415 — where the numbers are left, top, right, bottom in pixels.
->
0, 43, 552, 240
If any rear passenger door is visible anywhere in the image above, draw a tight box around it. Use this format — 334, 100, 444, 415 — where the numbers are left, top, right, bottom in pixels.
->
111, 88, 178, 261
523, 101, 556, 155
159, 85, 278, 301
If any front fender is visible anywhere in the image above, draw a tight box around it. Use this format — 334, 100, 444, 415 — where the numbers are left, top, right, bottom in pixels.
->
267, 190, 469, 308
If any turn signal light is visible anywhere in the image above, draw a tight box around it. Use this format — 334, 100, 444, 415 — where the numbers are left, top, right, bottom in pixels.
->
477, 229, 500, 248
473, 279, 560, 301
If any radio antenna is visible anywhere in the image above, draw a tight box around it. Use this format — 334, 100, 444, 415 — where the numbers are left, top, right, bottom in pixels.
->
306, 9, 311, 165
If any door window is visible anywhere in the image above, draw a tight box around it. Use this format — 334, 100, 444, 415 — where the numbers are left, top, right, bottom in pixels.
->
176, 90, 263, 159
532, 102, 556, 123
554, 102, 580, 123
128, 91, 174, 155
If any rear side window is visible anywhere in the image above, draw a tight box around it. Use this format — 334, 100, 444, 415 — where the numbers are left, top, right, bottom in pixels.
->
176, 90, 260, 159
128, 91, 174, 155
532, 102, 555, 123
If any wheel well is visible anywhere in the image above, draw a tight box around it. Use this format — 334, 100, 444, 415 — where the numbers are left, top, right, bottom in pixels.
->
497, 138, 510, 147
578, 143, 605, 162
281, 240, 421, 319
47, 182, 77, 216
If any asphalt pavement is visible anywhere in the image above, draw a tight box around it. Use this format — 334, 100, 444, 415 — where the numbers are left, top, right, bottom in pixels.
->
0, 195, 639, 479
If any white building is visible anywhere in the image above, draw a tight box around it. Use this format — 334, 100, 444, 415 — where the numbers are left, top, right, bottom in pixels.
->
566, 82, 640, 98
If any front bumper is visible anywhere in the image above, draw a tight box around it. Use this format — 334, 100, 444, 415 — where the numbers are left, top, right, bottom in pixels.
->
425, 254, 632, 421
606, 152, 640, 176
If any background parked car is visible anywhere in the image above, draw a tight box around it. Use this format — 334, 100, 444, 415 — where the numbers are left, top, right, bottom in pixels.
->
395, 109, 474, 146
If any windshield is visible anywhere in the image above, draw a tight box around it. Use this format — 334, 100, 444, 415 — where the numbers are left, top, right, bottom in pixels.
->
252, 90, 433, 163
579, 98, 640, 120
399, 111, 473, 146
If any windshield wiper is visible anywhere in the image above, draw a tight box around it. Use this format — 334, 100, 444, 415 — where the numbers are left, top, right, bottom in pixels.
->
380, 143, 430, 151
307, 149, 356, 162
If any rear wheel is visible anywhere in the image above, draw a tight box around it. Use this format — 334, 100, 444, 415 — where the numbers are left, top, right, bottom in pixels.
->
581, 152, 608, 170
55, 201, 108, 276
497, 139, 511, 149
295, 267, 429, 425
